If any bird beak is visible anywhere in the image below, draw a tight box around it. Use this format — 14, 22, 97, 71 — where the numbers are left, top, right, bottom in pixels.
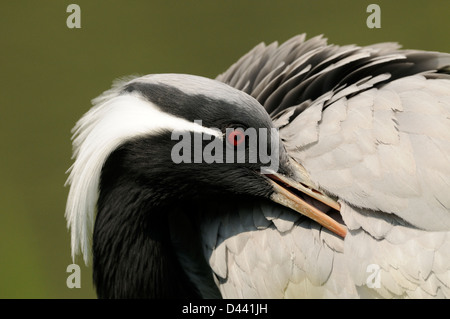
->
265, 160, 347, 238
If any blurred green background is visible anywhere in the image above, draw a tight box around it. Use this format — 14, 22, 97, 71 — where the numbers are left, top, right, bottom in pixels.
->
0, 0, 449, 298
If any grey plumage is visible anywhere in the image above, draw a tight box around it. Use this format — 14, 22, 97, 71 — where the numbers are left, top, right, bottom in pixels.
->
207, 34, 450, 298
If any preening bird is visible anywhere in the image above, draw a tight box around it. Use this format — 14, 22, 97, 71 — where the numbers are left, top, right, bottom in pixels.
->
66, 34, 450, 298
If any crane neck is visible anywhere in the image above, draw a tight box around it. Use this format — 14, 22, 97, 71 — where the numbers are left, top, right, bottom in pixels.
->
93, 179, 200, 298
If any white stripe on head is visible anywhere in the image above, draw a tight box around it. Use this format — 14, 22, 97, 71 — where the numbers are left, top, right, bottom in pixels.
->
65, 79, 221, 264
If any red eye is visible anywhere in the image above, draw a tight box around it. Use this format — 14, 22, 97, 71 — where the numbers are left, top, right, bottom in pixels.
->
227, 129, 245, 146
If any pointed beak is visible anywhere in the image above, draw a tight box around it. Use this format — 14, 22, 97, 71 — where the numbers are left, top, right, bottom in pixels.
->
265, 160, 347, 238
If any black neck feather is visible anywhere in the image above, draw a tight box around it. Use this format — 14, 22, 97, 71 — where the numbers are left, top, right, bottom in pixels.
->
93, 141, 201, 299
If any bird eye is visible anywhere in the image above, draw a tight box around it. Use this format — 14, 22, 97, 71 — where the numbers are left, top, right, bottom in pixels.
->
227, 129, 245, 146
225, 124, 248, 147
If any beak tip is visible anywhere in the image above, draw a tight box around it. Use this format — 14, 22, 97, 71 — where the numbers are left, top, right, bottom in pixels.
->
268, 173, 346, 239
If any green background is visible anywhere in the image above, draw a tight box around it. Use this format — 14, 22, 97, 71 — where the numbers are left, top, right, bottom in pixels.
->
1, 1, 449, 299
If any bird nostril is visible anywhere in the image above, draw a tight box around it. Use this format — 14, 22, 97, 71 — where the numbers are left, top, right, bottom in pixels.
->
300, 182, 323, 195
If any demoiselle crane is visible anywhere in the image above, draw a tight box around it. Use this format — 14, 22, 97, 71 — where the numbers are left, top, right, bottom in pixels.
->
66, 34, 450, 298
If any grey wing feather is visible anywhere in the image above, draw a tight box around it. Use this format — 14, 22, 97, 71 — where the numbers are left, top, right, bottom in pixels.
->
217, 34, 450, 117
